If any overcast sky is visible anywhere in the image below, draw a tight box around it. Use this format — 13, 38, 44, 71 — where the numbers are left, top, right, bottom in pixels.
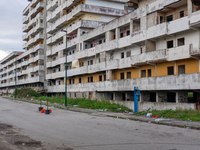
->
0, 0, 29, 61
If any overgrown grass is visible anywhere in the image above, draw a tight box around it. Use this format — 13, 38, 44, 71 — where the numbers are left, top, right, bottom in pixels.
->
136, 109, 200, 121
14, 88, 41, 98
34, 96, 132, 112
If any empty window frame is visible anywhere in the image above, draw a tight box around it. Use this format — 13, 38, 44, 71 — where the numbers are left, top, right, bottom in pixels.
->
127, 72, 131, 79
99, 40, 102, 44
159, 16, 164, 23
166, 15, 173, 22
167, 66, 174, 75
178, 38, 185, 46
180, 11, 184, 18
120, 73, 124, 79
127, 30, 130, 36
126, 51, 131, 57
178, 65, 185, 74
141, 70, 146, 78
90, 44, 93, 48
90, 76, 93, 82
99, 75, 102, 81
167, 40, 174, 48
79, 78, 82, 83
104, 75, 106, 81
90, 60, 93, 65
121, 52, 124, 59
148, 69, 151, 77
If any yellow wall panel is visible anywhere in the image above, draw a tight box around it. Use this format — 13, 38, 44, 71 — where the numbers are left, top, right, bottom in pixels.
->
176, 59, 199, 74
157, 62, 175, 76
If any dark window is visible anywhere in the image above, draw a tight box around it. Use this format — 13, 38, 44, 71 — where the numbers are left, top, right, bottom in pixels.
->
127, 72, 131, 79
90, 44, 93, 48
88, 61, 90, 65
120, 73, 124, 79
121, 52, 124, 59
178, 38, 185, 46
167, 40, 174, 48
148, 69, 151, 77
99, 40, 102, 44
180, 11, 184, 18
114, 34, 116, 39
69, 79, 71, 84
75, 93, 76, 98
104, 75, 106, 81
167, 15, 173, 22
178, 65, 185, 74
167, 66, 174, 75
90, 77, 93, 82
127, 30, 130, 36
99, 75, 102, 81
141, 70, 146, 78
88, 77, 90, 82
72, 79, 74, 84
159, 16, 164, 23
85, 44, 87, 49
90, 60, 93, 65
127, 51, 131, 57
80, 43, 82, 50
79, 78, 82, 83
120, 33, 123, 38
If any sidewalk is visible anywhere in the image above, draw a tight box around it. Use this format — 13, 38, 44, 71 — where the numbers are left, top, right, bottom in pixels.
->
5, 97, 200, 130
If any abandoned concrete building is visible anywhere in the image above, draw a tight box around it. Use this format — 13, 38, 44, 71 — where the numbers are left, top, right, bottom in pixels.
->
1, 0, 200, 111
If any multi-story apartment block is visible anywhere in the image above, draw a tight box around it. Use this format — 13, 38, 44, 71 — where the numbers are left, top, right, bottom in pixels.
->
1, 0, 200, 111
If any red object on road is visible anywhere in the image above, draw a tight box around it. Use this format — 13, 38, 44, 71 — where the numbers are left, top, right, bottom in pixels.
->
150, 115, 159, 118
41, 109, 45, 113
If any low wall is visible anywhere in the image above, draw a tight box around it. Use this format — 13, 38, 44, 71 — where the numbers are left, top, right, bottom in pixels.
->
112, 101, 196, 111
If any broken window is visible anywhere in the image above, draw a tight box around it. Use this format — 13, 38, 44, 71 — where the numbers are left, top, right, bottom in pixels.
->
90, 77, 93, 82
178, 65, 185, 74
148, 69, 151, 77
141, 70, 146, 78
180, 11, 184, 18
120, 33, 123, 38
120, 73, 124, 79
166, 15, 173, 22
121, 52, 124, 59
127, 51, 131, 57
167, 40, 174, 49
99, 75, 102, 81
178, 38, 185, 46
90, 60, 93, 65
79, 78, 82, 83
127, 30, 130, 36
127, 72, 131, 79
104, 75, 106, 81
167, 66, 174, 75
159, 16, 164, 24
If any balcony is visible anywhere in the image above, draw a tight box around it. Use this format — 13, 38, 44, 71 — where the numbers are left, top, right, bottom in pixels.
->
131, 30, 147, 44
51, 71, 65, 79
118, 36, 131, 48
132, 49, 167, 66
47, 85, 65, 93
52, 44, 65, 55
88, 62, 106, 74
34, 33, 44, 43
167, 45, 191, 61
23, 16, 29, 24
190, 10, 200, 27
34, 22, 44, 35
147, 22, 167, 39
46, 50, 52, 56
23, 34, 29, 41
68, 66, 88, 77
168, 17, 189, 35
26, 38, 34, 48
34, 44, 44, 52
34, 65, 44, 72
67, 73, 200, 92
47, 0, 58, 11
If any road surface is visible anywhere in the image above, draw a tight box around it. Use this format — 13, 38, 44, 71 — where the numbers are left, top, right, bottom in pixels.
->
0, 97, 200, 150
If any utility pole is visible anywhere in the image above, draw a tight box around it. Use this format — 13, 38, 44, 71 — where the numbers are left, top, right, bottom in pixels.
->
15, 55, 18, 98
61, 29, 68, 107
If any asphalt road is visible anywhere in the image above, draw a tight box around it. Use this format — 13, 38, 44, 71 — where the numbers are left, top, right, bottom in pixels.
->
0, 97, 200, 150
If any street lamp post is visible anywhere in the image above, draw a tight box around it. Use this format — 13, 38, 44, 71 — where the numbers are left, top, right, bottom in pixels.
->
61, 29, 68, 107
15, 56, 18, 98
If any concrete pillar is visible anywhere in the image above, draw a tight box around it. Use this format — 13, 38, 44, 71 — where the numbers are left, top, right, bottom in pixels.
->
130, 19, 133, 35
155, 64, 157, 76
175, 61, 177, 74
106, 70, 112, 81
139, 67, 141, 78
187, 0, 192, 18
106, 31, 112, 42
176, 92, 179, 103
139, 92, 142, 102
115, 27, 120, 40
156, 92, 159, 102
